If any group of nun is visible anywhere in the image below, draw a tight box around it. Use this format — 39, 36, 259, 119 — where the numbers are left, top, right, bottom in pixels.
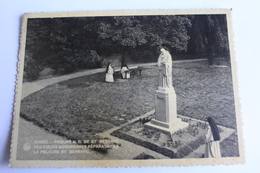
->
105, 63, 130, 82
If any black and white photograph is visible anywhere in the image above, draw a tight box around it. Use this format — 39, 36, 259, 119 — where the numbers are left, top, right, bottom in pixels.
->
10, 9, 244, 167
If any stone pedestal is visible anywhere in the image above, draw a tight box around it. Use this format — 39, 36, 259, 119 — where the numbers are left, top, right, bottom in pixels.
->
145, 87, 188, 134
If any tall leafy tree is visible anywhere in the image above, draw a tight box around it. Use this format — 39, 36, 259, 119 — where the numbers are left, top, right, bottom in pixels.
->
187, 15, 230, 65
205, 15, 230, 65
24, 15, 192, 80
24, 18, 51, 81
97, 15, 191, 65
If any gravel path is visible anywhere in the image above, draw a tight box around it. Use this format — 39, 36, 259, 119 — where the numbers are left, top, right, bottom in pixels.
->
17, 118, 114, 160
94, 110, 171, 159
21, 59, 206, 99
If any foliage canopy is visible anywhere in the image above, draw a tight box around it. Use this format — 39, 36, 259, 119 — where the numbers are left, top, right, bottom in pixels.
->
24, 14, 229, 81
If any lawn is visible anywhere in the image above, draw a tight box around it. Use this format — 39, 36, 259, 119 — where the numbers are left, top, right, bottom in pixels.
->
20, 60, 237, 143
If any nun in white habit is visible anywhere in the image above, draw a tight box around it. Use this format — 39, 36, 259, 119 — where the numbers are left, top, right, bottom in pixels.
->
205, 117, 221, 158
121, 64, 130, 79
105, 63, 114, 82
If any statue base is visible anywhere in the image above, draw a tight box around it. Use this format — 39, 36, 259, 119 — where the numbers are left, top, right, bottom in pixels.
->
145, 87, 188, 134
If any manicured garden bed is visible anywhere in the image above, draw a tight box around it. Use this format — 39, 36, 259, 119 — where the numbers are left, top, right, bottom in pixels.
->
111, 116, 218, 158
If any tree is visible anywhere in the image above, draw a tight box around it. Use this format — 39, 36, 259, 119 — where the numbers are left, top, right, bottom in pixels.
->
187, 15, 230, 65
97, 15, 191, 65
24, 18, 51, 81
205, 15, 230, 65
24, 15, 192, 81
26, 18, 104, 76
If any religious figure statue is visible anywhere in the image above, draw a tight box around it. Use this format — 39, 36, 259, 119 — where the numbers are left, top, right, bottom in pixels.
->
204, 117, 221, 158
158, 48, 173, 88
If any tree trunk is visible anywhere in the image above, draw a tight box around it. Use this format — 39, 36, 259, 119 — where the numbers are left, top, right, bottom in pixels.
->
121, 47, 126, 67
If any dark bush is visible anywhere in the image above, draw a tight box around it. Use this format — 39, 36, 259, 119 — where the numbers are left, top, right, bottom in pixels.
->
24, 49, 104, 81
23, 53, 44, 82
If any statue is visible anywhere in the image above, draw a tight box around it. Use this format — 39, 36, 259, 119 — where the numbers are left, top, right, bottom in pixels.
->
158, 48, 173, 88
145, 47, 189, 134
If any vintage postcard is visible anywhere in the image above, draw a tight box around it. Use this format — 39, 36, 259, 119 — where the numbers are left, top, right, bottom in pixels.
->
10, 9, 244, 167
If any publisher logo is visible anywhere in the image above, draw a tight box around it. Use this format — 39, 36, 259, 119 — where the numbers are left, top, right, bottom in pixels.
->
23, 143, 31, 151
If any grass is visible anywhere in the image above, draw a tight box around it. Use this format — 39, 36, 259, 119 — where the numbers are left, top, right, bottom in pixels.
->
220, 132, 240, 157
21, 66, 157, 141
20, 60, 237, 143
173, 61, 236, 129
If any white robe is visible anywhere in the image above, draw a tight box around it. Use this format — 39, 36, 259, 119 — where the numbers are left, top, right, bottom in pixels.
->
205, 126, 221, 158
121, 67, 130, 79
105, 65, 114, 82
158, 50, 173, 88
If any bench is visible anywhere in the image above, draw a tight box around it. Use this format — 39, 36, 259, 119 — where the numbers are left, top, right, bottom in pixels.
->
130, 67, 143, 78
